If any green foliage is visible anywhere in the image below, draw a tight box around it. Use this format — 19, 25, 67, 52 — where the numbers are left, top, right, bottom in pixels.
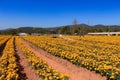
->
1, 24, 120, 35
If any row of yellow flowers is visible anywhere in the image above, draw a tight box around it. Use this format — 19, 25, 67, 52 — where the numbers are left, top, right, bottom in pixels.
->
0, 37, 18, 80
22, 36, 120, 80
66, 36, 120, 45
16, 37, 69, 80
0, 36, 11, 40
0, 36, 11, 48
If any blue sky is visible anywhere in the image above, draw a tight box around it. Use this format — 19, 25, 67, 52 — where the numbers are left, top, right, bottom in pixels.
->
0, 0, 120, 29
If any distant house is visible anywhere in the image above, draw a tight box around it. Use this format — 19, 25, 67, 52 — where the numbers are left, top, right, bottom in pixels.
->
18, 33, 29, 36
88, 32, 120, 36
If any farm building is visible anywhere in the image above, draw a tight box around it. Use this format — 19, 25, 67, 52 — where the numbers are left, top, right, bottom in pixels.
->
88, 32, 120, 36
18, 33, 29, 36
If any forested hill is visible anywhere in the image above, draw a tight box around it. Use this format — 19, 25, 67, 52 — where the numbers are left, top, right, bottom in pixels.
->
0, 24, 120, 35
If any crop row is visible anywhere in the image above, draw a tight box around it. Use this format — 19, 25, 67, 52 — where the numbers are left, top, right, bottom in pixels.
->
16, 37, 69, 80
0, 37, 18, 80
66, 36, 120, 45
22, 36, 120, 80
0, 36, 11, 48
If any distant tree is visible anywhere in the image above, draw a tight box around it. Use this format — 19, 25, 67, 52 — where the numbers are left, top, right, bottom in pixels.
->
73, 19, 78, 34
28, 32, 32, 35
9, 29, 18, 35
97, 28, 103, 32
74, 26, 81, 35
60, 26, 72, 34
105, 27, 110, 32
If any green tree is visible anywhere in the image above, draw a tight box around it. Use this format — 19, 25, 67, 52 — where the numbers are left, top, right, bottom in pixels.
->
8, 29, 18, 35
60, 26, 72, 34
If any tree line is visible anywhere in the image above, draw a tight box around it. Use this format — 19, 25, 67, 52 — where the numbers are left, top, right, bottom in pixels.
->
0, 24, 120, 35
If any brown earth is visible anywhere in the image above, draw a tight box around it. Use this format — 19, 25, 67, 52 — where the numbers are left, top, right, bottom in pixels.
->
20, 38, 107, 80
15, 42, 42, 80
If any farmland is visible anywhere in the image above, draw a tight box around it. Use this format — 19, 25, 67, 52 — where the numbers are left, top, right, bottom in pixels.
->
0, 35, 120, 80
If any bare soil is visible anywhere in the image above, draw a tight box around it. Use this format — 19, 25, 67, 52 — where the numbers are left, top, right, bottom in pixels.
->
20, 38, 107, 80
15, 42, 42, 80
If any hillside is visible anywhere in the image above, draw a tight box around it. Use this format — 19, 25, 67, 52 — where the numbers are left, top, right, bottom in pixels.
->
0, 24, 120, 35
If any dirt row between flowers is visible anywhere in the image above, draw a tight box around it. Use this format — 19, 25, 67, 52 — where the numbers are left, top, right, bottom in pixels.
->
20, 38, 107, 80
14, 39, 42, 80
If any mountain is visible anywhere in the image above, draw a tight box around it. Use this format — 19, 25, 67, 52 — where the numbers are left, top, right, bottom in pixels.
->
0, 24, 120, 35
17, 27, 48, 33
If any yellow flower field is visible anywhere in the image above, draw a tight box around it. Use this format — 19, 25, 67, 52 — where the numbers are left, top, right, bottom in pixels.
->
0, 36, 11, 48
16, 37, 69, 80
22, 36, 120, 80
0, 37, 18, 80
0, 35, 120, 80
